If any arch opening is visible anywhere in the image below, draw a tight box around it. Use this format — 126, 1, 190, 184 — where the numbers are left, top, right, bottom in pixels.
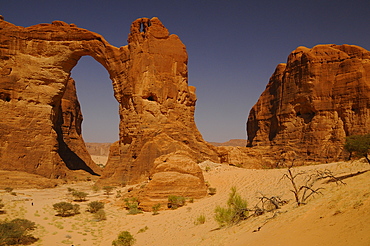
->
67, 56, 119, 168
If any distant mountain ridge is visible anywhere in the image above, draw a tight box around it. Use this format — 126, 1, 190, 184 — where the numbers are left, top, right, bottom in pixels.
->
208, 139, 247, 147
85, 143, 112, 156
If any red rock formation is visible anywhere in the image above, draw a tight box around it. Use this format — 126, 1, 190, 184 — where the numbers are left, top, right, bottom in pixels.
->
247, 44, 370, 162
138, 151, 207, 211
100, 18, 219, 185
0, 17, 218, 187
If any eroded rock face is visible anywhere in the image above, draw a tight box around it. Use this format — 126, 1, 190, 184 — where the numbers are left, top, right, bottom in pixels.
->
100, 18, 219, 185
0, 17, 218, 188
247, 44, 370, 162
138, 151, 207, 211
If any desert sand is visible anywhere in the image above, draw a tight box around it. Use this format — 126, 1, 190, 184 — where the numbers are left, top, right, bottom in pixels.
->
1, 160, 369, 246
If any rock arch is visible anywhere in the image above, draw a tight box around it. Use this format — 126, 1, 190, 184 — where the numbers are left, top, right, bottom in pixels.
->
0, 17, 219, 181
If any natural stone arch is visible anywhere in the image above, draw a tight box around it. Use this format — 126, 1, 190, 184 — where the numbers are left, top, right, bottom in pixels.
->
0, 17, 219, 181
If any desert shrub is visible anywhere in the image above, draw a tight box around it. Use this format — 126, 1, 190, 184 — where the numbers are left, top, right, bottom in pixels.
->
72, 191, 88, 202
10, 192, 16, 196
167, 195, 186, 209
4, 187, 13, 193
112, 231, 135, 246
0, 218, 38, 245
137, 226, 148, 233
91, 185, 100, 193
208, 187, 217, 195
152, 203, 161, 215
93, 209, 107, 221
67, 187, 75, 193
103, 186, 114, 196
87, 201, 105, 213
0, 200, 4, 211
214, 187, 248, 227
194, 214, 206, 225
344, 134, 370, 163
52, 202, 80, 217
124, 198, 142, 215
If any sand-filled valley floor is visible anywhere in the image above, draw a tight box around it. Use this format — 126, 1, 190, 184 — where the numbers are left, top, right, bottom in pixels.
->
1, 160, 369, 246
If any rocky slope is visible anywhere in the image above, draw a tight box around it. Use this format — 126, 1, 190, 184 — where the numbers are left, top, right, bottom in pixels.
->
247, 44, 370, 163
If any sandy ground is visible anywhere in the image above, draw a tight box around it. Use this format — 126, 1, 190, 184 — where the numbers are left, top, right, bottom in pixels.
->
1, 160, 369, 246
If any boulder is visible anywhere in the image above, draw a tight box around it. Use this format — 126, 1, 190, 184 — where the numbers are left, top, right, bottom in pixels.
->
138, 151, 207, 211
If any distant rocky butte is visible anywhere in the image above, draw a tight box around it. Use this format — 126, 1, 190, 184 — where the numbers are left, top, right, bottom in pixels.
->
247, 44, 370, 163
0, 17, 221, 203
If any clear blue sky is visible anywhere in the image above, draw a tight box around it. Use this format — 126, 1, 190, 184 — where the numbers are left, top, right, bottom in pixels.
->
2, 0, 370, 143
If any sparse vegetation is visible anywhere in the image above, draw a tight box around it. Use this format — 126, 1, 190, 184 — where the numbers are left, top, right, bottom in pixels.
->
112, 231, 135, 246
0, 199, 4, 212
124, 198, 143, 215
87, 201, 105, 213
152, 203, 161, 215
72, 190, 88, 202
214, 187, 248, 227
344, 134, 370, 163
0, 218, 38, 245
194, 214, 206, 225
52, 202, 80, 217
281, 162, 343, 206
208, 187, 217, 195
93, 209, 107, 221
137, 226, 148, 233
103, 186, 114, 196
91, 185, 100, 193
167, 195, 186, 209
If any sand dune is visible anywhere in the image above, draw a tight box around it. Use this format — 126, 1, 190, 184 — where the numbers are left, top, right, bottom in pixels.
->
0, 160, 369, 245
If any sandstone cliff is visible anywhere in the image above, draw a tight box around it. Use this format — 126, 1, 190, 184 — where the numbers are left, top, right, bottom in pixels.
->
100, 18, 219, 185
0, 17, 219, 194
247, 44, 370, 162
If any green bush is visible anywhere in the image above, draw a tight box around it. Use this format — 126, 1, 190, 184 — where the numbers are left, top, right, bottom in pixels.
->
103, 186, 115, 196
344, 134, 370, 163
87, 201, 105, 213
124, 198, 142, 215
112, 231, 135, 246
152, 203, 161, 215
168, 195, 186, 209
0, 218, 38, 245
52, 202, 80, 217
194, 214, 206, 225
72, 191, 88, 202
214, 187, 249, 227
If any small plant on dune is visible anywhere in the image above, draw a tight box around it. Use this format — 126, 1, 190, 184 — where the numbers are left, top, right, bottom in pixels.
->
124, 198, 143, 215
93, 209, 107, 221
208, 187, 217, 195
0, 218, 38, 245
72, 190, 88, 202
52, 202, 80, 217
112, 231, 135, 246
152, 203, 161, 215
137, 226, 148, 234
194, 214, 206, 225
87, 201, 105, 213
91, 185, 100, 193
214, 187, 249, 227
167, 195, 186, 209
103, 186, 115, 196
